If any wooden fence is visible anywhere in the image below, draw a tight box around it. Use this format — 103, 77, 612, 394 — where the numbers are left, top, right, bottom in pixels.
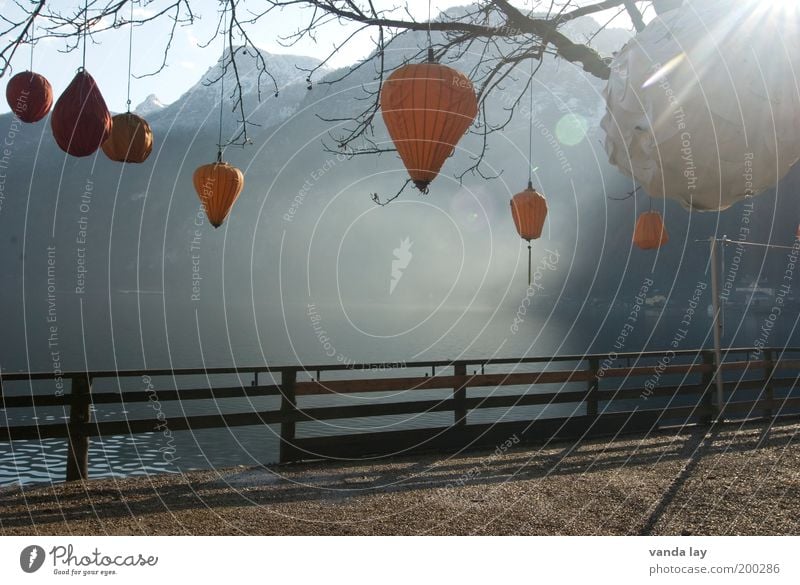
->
1, 346, 799, 481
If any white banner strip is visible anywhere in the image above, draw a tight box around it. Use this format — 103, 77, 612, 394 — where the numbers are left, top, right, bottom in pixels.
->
1, 536, 798, 584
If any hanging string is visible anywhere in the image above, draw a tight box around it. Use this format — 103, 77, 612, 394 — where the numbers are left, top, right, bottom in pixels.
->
29, 21, 34, 70
125, 0, 134, 111
526, 0, 534, 285
527, 1, 535, 189
426, 0, 433, 62
217, 7, 227, 161
527, 54, 534, 189
81, 0, 89, 70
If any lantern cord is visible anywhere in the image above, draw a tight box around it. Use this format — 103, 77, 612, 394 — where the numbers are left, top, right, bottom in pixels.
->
126, 0, 134, 111
81, 0, 88, 70
217, 7, 228, 161
527, 45, 534, 186
29, 21, 34, 70
427, 0, 432, 50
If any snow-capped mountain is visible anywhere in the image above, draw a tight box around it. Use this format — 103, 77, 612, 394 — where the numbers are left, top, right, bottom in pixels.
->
150, 47, 326, 133
134, 94, 166, 117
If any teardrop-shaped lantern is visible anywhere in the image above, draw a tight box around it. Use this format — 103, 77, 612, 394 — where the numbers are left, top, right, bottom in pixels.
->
511, 182, 548, 284
380, 53, 478, 192
102, 112, 153, 163
5, 71, 52, 123
51, 70, 112, 157
193, 159, 244, 228
633, 211, 669, 250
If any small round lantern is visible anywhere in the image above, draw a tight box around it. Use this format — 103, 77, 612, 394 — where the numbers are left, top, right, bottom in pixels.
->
102, 112, 153, 163
5, 71, 52, 123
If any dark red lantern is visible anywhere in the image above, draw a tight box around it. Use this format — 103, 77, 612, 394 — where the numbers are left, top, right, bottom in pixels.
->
51, 70, 112, 157
5, 71, 53, 123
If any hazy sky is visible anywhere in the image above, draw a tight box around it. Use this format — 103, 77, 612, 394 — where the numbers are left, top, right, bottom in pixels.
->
0, 1, 639, 114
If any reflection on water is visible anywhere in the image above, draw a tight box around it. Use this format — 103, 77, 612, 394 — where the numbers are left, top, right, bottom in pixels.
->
1, 294, 798, 487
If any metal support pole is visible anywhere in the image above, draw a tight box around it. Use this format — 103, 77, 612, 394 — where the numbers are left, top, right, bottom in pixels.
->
709, 238, 725, 419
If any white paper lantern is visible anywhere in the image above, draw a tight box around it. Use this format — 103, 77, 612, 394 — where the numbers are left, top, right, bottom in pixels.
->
601, 0, 800, 211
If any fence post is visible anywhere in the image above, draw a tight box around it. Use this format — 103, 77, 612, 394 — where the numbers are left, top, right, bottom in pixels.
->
65, 374, 91, 481
700, 351, 715, 425
279, 368, 297, 463
764, 348, 775, 419
586, 358, 599, 417
454, 363, 467, 427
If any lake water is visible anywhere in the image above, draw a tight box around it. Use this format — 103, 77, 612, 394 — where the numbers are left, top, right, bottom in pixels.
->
2, 293, 798, 486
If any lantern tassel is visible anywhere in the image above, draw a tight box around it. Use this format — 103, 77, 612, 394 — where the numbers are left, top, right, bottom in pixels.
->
527, 242, 532, 286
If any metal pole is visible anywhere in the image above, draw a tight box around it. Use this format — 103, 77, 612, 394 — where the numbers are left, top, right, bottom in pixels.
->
709, 238, 724, 419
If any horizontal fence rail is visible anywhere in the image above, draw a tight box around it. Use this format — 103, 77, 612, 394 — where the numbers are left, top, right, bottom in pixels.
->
1, 347, 799, 481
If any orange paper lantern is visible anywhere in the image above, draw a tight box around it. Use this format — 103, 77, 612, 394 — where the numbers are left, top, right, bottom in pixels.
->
510, 181, 548, 285
511, 182, 548, 242
102, 112, 153, 163
193, 159, 245, 228
633, 211, 669, 250
51, 70, 112, 157
5, 71, 52, 123
380, 53, 478, 192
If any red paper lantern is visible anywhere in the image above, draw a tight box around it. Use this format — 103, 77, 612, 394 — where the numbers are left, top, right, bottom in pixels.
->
633, 211, 669, 250
51, 70, 112, 157
380, 55, 478, 192
5, 71, 53, 123
193, 160, 245, 228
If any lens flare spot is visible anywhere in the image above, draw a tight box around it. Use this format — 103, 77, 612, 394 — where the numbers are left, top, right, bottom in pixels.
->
555, 114, 588, 146
449, 187, 494, 233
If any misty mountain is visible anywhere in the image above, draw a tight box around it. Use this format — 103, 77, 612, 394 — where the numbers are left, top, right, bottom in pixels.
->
1, 13, 798, 373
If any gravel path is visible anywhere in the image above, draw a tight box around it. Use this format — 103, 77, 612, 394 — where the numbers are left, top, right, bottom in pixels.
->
1, 419, 798, 535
